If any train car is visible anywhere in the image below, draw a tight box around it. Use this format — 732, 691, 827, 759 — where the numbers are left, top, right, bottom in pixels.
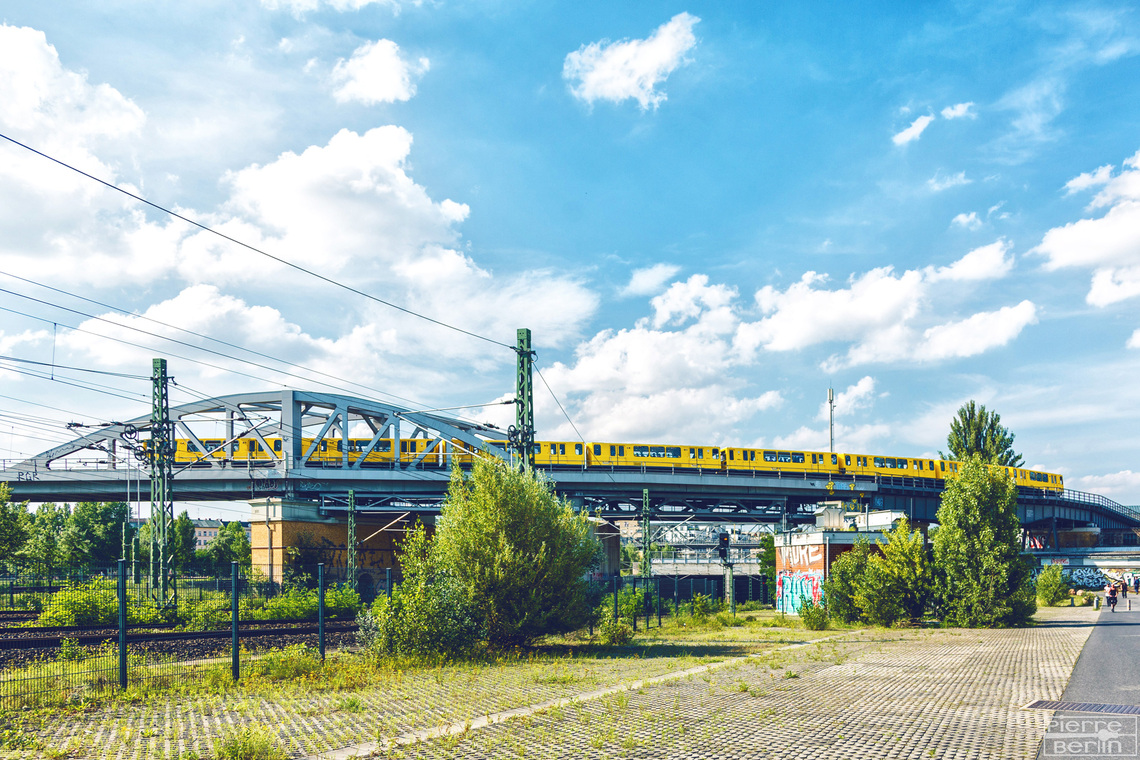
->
534, 440, 587, 468
586, 441, 720, 470
721, 447, 836, 477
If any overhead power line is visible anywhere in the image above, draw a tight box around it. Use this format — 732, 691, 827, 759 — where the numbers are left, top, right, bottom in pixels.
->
0, 132, 515, 352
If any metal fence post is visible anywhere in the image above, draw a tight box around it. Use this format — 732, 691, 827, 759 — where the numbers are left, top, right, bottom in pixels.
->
318, 563, 326, 662
386, 568, 392, 599
631, 577, 637, 632
656, 578, 661, 628
673, 577, 678, 618
118, 559, 127, 690
612, 575, 618, 624
231, 562, 239, 683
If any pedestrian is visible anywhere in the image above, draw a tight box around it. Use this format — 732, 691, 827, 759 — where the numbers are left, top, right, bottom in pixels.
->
1134, 576, 1139, 595
1123, 582, 1129, 600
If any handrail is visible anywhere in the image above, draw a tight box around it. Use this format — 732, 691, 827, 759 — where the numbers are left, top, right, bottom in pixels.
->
1060, 488, 1140, 520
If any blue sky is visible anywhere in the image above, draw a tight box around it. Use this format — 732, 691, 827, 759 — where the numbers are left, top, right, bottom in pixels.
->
1, 0, 1139, 513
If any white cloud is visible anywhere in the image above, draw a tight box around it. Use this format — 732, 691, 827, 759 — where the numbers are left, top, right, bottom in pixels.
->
771, 422, 891, 453
563, 13, 699, 110
622, 263, 681, 296
951, 211, 982, 230
927, 240, 1013, 282
940, 102, 975, 119
927, 171, 972, 192
649, 275, 736, 329
816, 376, 875, 421
1035, 149, 1140, 306
1129, 329, 1140, 349
917, 301, 1038, 360
261, 0, 413, 16
1064, 164, 1114, 194
331, 39, 429, 105
1074, 470, 1140, 499
892, 115, 933, 145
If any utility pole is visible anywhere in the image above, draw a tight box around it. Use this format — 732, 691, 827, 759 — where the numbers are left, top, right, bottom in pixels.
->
515, 328, 535, 474
641, 489, 651, 578
828, 386, 835, 454
149, 358, 176, 609
347, 490, 357, 592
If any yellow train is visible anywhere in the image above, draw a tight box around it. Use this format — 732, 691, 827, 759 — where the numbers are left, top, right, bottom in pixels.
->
168, 436, 1063, 491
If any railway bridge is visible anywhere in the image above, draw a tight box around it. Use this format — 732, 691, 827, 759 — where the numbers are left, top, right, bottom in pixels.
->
2, 389, 1137, 583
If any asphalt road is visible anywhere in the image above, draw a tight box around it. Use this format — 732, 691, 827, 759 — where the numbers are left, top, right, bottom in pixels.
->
1038, 598, 1140, 760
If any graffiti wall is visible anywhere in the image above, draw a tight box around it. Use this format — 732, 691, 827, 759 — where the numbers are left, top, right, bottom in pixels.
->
1030, 566, 1110, 588
776, 570, 823, 614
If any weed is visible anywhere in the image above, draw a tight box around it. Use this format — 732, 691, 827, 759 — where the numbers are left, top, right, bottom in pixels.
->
337, 696, 364, 713
783, 671, 799, 679
214, 724, 286, 760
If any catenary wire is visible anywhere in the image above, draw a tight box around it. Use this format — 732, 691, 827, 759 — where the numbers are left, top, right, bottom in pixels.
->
0, 355, 149, 380
0, 132, 516, 352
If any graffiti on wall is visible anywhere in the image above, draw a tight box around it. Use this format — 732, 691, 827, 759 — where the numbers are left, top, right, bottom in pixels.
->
780, 544, 824, 572
1030, 566, 1109, 588
776, 570, 823, 614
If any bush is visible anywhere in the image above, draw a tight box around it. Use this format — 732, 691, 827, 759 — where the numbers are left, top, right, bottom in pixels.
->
689, 592, 721, 617
433, 459, 600, 646
365, 524, 478, 657
37, 579, 162, 627
214, 724, 286, 760
798, 598, 830, 630
324, 585, 362, 620
824, 539, 871, 624
1036, 565, 1069, 606
596, 617, 634, 645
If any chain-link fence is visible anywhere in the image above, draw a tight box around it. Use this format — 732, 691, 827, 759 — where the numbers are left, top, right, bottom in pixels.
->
0, 561, 358, 711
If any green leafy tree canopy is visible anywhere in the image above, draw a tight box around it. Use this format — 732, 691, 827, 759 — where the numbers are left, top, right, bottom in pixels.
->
933, 455, 1036, 627
0, 483, 31, 566
942, 401, 1023, 466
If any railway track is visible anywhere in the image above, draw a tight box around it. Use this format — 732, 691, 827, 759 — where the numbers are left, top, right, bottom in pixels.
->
0, 621, 359, 650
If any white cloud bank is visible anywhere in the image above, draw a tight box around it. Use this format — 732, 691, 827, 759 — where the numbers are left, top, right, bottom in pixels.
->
1036, 149, 1140, 307
262, 0, 414, 17
622, 263, 681, 296
951, 211, 982, 230
563, 12, 699, 110
1074, 470, 1140, 500
331, 39, 429, 105
941, 102, 975, 119
928, 171, 972, 192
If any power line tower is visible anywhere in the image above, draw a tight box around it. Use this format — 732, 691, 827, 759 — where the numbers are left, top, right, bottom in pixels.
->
641, 489, 652, 578
514, 328, 535, 474
347, 490, 357, 592
149, 358, 176, 609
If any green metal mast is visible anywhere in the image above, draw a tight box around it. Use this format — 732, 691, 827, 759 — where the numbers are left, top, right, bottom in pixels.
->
347, 490, 357, 592
149, 358, 176, 609
641, 489, 651, 578
515, 328, 535, 474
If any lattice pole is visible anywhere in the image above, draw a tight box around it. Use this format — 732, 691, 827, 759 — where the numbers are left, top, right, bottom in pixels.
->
347, 489, 357, 592
641, 488, 652, 579
149, 358, 176, 609
515, 328, 535, 474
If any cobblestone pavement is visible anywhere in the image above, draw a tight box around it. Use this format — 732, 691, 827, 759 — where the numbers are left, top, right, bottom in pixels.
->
0, 607, 1096, 759
378, 605, 1097, 760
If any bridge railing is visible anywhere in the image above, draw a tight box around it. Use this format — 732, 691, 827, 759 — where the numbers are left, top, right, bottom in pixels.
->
1059, 488, 1140, 521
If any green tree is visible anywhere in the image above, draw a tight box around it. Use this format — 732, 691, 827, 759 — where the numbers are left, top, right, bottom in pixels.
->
206, 521, 252, 572
855, 518, 931, 626
941, 401, 1023, 466
933, 455, 1036, 627
434, 458, 601, 646
60, 501, 129, 569
0, 483, 31, 566
823, 538, 871, 624
758, 532, 776, 590
1035, 565, 1069, 606
170, 511, 197, 570
18, 502, 70, 574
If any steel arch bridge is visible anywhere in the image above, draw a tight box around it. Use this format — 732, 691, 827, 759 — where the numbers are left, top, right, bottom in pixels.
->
2, 389, 1138, 531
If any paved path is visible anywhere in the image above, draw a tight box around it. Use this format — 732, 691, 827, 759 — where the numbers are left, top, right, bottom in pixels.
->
389, 606, 1098, 759
1037, 601, 1140, 760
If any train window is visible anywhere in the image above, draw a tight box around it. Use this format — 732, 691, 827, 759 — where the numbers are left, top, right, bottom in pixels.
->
559, 444, 566, 455
763, 451, 777, 462
651, 446, 665, 457
618, 446, 624, 456
729, 450, 735, 461
575, 444, 583, 455
274, 440, 282, 452
610, 445, 616, 456
712, 448, 719, 457
833, 454, 839, 465
533, 443, 541, 454
874, 457, 884, 467
594, 444, 602, 456
187, 442, 199, 453
916, 460, 922, 470
698, 448, 704, 458
792, 453, 805, 464
777, 452, 792, 463
900, 459, 909, 469
251, 440, 262, 452
634, 445, 649, 457
811, 454, 817, 464
550, 444, 556, 455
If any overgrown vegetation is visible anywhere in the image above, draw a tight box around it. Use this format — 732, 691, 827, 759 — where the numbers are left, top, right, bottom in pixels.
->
1035, 565, 1069, 606
821, 519, 930, 627
797, 598, 829, 630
